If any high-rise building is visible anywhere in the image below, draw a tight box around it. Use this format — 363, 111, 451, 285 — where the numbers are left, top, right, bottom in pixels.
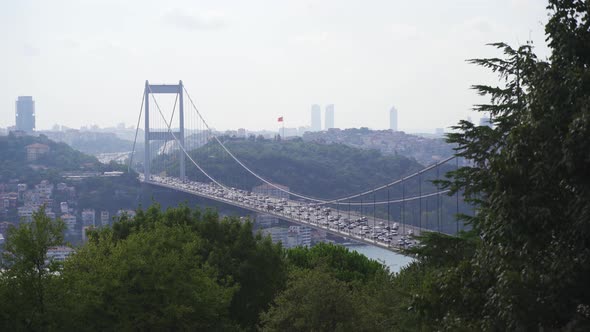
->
389, 106, 398, 131
324, 104, 334, 130
15, 96, 35, 133
311, 104, 321, 132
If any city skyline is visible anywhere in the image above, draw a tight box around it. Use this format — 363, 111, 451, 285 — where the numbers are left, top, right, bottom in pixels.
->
324, 104, 334, 130
1, 1, 548, 131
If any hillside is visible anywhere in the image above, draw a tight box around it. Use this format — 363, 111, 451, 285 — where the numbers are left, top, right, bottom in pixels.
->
41, 131, 135, 155
165, 138, 427, 199
0, 133, 103, 185
0, 133, 140, 225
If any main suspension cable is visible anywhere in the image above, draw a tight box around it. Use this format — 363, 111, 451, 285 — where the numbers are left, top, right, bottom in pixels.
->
147, 86, 228, 190
128, 90, 146, 173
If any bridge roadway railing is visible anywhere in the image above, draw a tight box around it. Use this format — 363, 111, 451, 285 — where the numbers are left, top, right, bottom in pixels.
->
141, 178, 430, 254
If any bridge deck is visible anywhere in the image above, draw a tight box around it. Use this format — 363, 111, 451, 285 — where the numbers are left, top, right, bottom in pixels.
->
142, 178, 428, 254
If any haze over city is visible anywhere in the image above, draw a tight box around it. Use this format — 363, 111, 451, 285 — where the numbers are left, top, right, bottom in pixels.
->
1, 0, 548, 132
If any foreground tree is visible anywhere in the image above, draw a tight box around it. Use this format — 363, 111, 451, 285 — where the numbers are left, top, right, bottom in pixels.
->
260, 268, 368, 332
62, 224, 236, 331
64, 204, 287, 331
0, 207, 66, 331
422, 0, 590, 329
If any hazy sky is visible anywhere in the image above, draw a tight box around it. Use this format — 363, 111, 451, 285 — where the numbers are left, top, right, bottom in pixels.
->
1, 0, 550, 132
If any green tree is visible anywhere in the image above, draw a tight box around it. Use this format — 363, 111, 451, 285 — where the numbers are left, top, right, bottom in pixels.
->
260, 268, 371, 332
428, 0, 590, 329
88, 203, 288, 330
61, 224, 236, 331
0, 207, 66, 331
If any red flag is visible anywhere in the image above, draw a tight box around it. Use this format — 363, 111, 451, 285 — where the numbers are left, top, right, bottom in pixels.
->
277, 116, 283, 122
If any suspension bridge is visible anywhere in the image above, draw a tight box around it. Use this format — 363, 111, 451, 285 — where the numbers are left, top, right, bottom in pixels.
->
129, 81, 467, 252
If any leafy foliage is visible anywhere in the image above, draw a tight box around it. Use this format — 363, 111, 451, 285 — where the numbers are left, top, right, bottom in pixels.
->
167, 138, 425, 198
0, 134, 101, 185
417, 1, 590, 330
0, 207, 66, 331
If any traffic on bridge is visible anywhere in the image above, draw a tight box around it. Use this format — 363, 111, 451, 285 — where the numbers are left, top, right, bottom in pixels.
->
141, 174, 423, 252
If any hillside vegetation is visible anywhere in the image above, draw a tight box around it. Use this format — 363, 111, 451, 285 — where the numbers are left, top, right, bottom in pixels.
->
166, 139, 429, 198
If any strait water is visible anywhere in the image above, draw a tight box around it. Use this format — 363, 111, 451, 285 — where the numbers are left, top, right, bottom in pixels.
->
344, 244, 414, 274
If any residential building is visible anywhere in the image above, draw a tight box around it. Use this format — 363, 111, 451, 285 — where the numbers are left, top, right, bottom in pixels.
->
25, 143, 50, 161
81, 209, 96, 227
15, 96, 35, 133
100, 210, 110, 226
46, 246, 75, 263
287, 226, 312, 248
17, 206, 35, 223
61, 214, 77, 235
311, 104, 321, 132
325, 104, 334, 130
261, 227, 289, 246
117, 209, 136, 220
60, 202, 69, 214
255, 213, 279, 229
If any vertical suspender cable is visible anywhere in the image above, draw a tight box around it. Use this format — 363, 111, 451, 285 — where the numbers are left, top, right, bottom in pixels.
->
128, 90, 145, 173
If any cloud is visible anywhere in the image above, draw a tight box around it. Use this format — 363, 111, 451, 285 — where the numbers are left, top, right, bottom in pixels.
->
59, 38, 81, 50
387, 23, 420, 41
449, 17, 501, 43
463, 17, 494, 35
293, 32, 329, 45
162, 9, 227, 31
22, 43, 41, 57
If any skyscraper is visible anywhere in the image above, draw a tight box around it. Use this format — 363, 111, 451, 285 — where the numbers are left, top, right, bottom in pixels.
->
389, 106, 398, 131
311, 104, 321, 131
15, 96, 35, 133
324, 104, 334, 130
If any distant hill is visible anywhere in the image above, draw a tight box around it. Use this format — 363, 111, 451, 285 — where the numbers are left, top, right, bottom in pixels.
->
302, 128, 454, 165
0, 133, 103, 185
161, 137, 428, 199
0, 133, 140, 224
155, 137, 467, 233
41, 131, 135, 155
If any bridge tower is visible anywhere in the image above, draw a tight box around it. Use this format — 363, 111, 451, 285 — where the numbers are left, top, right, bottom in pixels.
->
143, 80, 185, 181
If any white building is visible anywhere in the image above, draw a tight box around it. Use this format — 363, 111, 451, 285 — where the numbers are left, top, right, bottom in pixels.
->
100, 210, 110, 226
117, 209, 136, 220
61, 214, 77, 235
255, 214, 279, 229
287, 226, 312, 248
17, 206, 34, 223
46, 246, 75, 263
261, 227, 289, 246
60, 202, 69, 214
81, 209, 96, 227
